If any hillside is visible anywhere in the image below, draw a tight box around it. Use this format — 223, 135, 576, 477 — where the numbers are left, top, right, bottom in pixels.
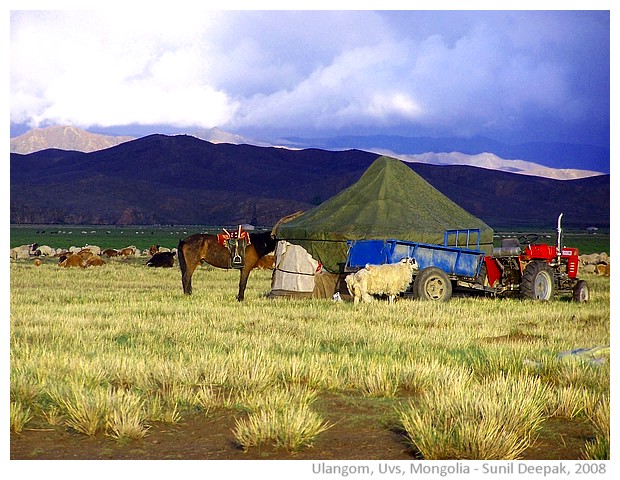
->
10, 134, 609, 229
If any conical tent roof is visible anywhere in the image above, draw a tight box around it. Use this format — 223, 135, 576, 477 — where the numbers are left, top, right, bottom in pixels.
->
275, 156, 494, 272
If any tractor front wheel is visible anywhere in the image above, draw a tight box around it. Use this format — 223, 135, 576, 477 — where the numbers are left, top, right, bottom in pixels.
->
520, 261, 555, 300
572, 280, 590, 303
413, 267, 453, 302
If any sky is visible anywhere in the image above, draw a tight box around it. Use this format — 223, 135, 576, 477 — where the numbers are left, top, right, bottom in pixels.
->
8, 4, 613, 147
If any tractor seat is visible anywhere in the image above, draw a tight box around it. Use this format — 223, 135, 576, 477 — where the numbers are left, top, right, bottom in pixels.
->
492, 238, 522, 257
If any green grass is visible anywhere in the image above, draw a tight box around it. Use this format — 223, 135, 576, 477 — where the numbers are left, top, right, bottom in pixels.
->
583, 398, 610, 460
10, 224, 207, 252
10, 259, 610, 457
9, 224, 266, 252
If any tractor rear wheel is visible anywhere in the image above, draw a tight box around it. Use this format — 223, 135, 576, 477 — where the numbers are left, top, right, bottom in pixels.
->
572, 280, 590, 303
413, 267, 452, 302
520, 261, 555, 300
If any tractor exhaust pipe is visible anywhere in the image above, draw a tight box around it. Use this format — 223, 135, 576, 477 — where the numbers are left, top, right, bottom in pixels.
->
556, 212, 564, 262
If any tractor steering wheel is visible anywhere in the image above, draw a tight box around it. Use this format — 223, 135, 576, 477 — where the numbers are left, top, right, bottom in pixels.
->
518, 233, 540, 245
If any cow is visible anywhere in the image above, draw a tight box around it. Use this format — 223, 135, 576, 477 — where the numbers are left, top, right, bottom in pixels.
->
78, 249, 94, 260
118, 246, 137, 256
146, 251, 175, 268
86, 255, 105, 267
58, 254, 87, 268
10, 245, 31, 260
33, 245, 54, 256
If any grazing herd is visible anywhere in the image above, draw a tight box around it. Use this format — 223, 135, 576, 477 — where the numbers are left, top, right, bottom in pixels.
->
578, 252, 611, 277
9, 242, 177, 268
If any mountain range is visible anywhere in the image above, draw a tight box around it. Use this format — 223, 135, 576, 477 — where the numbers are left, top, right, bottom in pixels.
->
10, 134, 609, 230
10, 125, 609, 180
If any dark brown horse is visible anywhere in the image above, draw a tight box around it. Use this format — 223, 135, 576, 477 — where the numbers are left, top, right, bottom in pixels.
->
177, 230, 277, 301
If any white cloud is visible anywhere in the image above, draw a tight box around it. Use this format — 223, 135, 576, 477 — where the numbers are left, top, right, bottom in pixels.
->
230, 39, 426, 130
10, 10, 236, 129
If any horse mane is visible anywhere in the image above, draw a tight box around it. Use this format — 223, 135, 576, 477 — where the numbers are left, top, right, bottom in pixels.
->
249, 231, 277, 257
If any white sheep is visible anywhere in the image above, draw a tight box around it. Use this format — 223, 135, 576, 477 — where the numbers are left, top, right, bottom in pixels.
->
345, 258, 416, 304
35, 245, 54, 256
83, 244, 102, 255
10, 245, 31, 260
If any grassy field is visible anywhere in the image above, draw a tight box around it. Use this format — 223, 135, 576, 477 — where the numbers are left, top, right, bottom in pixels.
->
9, 257, 610, 460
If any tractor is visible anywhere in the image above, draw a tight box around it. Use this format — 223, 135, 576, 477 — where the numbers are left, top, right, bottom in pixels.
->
483, 213, 589, 302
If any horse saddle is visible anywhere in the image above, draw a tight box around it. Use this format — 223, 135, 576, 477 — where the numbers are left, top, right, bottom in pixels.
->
217, 226, 251, 269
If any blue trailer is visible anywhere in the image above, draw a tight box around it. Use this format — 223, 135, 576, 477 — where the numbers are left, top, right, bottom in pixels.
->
344, 229, 487, 301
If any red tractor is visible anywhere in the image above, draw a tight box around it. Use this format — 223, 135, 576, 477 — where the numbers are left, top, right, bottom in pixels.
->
484, 213, 590, 302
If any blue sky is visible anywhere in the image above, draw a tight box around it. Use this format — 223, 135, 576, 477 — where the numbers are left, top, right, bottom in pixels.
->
9, 5, 612, 147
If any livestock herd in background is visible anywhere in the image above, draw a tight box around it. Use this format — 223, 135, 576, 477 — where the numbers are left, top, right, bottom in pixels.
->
9, 242, 179, 269
578, 252, 611, 276
9, 241, 278, 271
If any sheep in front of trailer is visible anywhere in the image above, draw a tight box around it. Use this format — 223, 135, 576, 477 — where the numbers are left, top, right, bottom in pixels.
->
345, 258, 416, 304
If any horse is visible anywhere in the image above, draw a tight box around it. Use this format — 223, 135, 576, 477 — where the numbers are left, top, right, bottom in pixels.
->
177, 230, 277, 301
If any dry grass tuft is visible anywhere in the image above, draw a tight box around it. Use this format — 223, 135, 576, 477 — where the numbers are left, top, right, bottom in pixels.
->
106, 389, 149, 440
399, 373, 549, 459
582, 396, 609, 460
10, 402, 33, 434
233, 385, 330, 452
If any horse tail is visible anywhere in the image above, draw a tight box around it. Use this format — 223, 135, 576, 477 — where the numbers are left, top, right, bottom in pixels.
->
177, 238, 191, 294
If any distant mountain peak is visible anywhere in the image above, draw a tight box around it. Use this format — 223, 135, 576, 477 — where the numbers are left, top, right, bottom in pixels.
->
190, 127, 267, 146
10, 125, 135, 154
392, 151, 604, 181
280, 134, 609, 176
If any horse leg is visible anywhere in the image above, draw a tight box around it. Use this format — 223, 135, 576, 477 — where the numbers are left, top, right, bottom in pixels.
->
237, 246, 260, 301
178, 239, 200, 295
182, 262, 199, 295
237, 268, 250, 301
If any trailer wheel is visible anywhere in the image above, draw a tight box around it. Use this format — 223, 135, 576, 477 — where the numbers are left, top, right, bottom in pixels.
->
414, 267, 452, 302
572, 280, 590, 303
520, 261, 555, 300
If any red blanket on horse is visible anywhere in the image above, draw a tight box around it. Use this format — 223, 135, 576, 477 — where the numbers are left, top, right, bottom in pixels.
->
217, 225, 251, 247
